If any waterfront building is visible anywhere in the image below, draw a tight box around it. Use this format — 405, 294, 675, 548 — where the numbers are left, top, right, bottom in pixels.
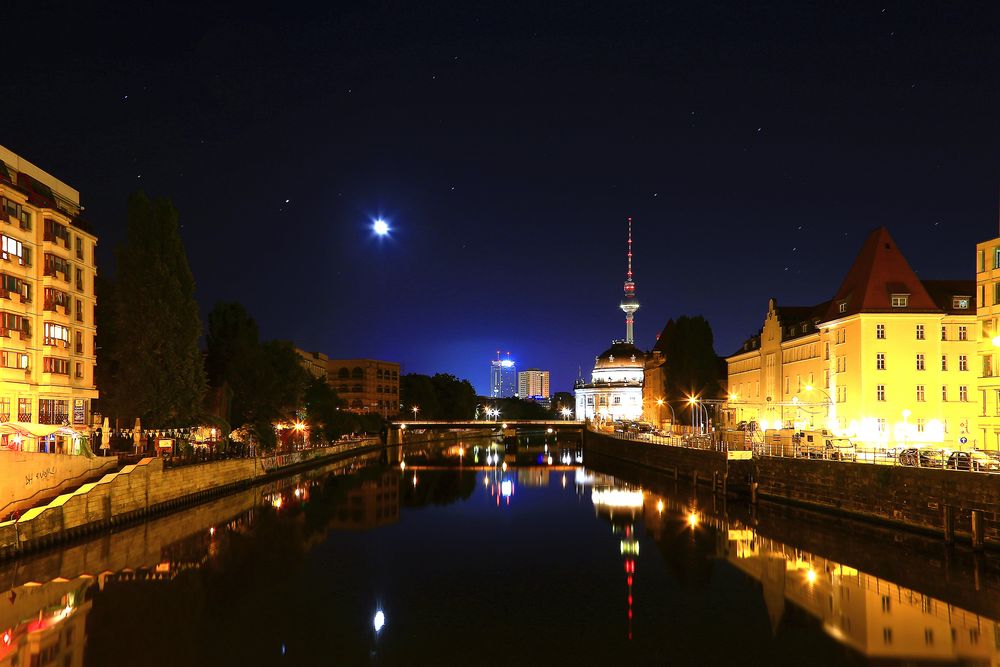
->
726, 227, 976, 449
975, 235, 1000, 449
518, 368, 550, 401
294, 348, 328, 379
576, 219, 645, 421
489, 351, 516, 398
0, 145, 98, 448
642, 324, 669, 426
328, 358, 400, 417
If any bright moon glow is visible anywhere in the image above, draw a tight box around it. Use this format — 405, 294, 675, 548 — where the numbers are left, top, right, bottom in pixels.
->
373, 610, 385, 633
373, 219, 389, 235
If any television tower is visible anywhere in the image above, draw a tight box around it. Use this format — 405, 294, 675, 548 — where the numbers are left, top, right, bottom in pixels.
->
619, 217, 639, 343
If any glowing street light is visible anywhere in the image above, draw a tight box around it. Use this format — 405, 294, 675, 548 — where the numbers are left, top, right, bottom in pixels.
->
561, 407, 572, 420
412, 405, 419, 420
373, 609, 386, 633
373, 218, 390, 236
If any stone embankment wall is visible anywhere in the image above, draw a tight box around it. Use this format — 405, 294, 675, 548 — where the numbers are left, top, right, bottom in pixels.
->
756, 457, 1000, 547
0, 451, 118, 519
582, 429, 752, 495
0, 439, 381, 558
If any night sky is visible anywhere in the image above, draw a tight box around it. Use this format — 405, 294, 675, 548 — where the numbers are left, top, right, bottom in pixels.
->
3, 1, 999, 394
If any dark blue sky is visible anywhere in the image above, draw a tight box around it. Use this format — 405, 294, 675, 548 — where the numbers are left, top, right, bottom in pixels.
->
3, 1, 999, 394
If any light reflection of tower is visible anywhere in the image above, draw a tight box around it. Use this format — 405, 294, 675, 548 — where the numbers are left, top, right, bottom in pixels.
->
624, 524, 636, 641
619, 217, 639, 344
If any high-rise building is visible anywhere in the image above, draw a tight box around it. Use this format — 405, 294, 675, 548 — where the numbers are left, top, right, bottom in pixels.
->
327, 359, 400, 417
725, 227, 976, 449
489, 351, 517, 398
0, 145, 98, 443
518, 369, 550, 400
575, 219, 645, 421
975, 235, 1000, 449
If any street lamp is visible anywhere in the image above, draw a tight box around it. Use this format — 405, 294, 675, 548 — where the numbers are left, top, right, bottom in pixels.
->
561, 407, 572, 420
687, 396, 699, 433
411, 405, 419, 420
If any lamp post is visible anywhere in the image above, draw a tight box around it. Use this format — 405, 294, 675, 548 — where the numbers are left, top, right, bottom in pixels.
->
687, 396, 699, 434
411, 405, 419, 421
804, 384, 834, 427
656, 398, 664, 429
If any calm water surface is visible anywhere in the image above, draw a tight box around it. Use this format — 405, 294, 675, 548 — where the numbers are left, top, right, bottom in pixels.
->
1, 436, 997, 666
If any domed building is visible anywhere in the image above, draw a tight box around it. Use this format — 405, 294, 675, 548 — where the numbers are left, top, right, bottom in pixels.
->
575, 219, 647, 421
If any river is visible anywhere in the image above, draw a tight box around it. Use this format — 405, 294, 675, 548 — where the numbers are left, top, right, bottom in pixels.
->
0, 434, 995, 665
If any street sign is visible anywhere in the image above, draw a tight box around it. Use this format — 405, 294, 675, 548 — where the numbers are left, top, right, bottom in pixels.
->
959, 437, 968, 444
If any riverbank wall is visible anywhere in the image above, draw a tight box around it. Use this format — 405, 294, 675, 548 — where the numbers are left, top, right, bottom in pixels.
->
0, 451, 119, 520
582, 429, 752, 496
756, 456, 1000, 548
0, 438, 382, 558
583, 428, 1000, 549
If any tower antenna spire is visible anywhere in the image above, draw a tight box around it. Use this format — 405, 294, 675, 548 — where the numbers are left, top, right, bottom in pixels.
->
619, 217, 640, 344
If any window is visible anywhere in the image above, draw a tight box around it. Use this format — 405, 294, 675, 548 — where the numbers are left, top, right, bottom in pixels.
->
876, 324, 885, 339
959, 325, 968, 341
836, 329, 846, 344
942, 385, 948, 401
877, 418, 886, 433
941, 355, 948, 371
613, 395, 621, 404
1, 197, 31, 229
916, 354, 925, 371
995, 282, 1000, 307
876, 385, 885, 401
17, 397, 30, 421
43, 219, 70, 247
1, 351, 28, 369
960, 385, 969, 402
43, 287, 69, 313
337, 368, 349, 379
883, 628, 893, 645
0, 398, 9, 422
891, 294, 908, 308
881, 596, 891, 613
941, 325, 947, 341
75, 298, 82, 322
0, 235, 27, 265
0, 312, 29, 338
876, 353, 885, 370
43, 253, 71, 280
916, 418, 925, 433
38, 398, 69, 423
981, 284, 987, 308
916, 324, 925, 340
952, 296, 970, 309
959, 355, 968, 371
924, 628, 934, 646
74, 330, 82, 354
838, 301, 847, 313
74, 362, 83, 379
979, 249, 986, 272
42, 357, 69, 375
43, 322, 70, 347
995, 247, 1000, 269
75, 267, 83, 291
75, 236, 83, 259
986, 355, 994, 378
784, 376, 789, 394
916, 385, 925, 402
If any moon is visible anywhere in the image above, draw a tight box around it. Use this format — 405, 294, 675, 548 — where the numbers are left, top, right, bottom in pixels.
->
373, 218, 389, 236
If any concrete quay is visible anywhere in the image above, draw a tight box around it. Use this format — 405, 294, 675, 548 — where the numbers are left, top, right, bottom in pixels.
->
0, 438, 382, 558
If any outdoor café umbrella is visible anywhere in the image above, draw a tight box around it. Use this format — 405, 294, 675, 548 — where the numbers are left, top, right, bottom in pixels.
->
133, 417, 141, 453
100, 416, 110, 455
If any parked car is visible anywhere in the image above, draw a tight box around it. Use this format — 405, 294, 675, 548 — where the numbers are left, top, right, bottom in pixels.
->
947, 451, 1000, 472
735, 421, 757, 432
897, 447, 949, 468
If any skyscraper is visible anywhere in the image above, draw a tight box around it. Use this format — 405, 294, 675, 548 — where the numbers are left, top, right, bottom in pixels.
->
489, 351, 517, 398
518, 369, 550, 400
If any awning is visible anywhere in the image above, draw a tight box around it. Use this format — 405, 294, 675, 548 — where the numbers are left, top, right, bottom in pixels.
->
0, 422, 85, 438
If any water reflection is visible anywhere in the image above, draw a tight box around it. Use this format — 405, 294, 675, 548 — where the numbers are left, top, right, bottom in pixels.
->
0, 436, 994, 665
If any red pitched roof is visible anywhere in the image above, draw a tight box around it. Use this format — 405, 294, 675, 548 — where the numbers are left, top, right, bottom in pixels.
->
821, 227, 940, 320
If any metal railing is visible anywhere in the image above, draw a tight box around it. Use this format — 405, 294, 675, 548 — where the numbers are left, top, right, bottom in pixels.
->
754, 441, 1000, 474
594, 425, 733, 453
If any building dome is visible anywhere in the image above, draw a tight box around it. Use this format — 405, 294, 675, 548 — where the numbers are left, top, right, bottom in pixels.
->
594, 342, 645, 369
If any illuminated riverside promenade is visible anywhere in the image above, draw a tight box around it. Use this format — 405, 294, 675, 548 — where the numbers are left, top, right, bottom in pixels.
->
0, 434, 995, 665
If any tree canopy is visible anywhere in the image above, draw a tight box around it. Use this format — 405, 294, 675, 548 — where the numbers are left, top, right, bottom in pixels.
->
656, 315, 724, 405
400, 373, 477, 420
97, 191, 206, 425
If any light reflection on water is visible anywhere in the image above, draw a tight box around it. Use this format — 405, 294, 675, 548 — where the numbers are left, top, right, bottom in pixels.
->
0, 436, 994, 666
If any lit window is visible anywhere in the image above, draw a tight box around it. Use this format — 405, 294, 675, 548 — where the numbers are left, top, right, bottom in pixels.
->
952, 296, 970, 309
916, 418, 925, 433
891, 294, 908, 308
838, 301, 847, 313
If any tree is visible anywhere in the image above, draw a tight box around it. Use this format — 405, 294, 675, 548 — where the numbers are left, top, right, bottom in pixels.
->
304, 376, 343, 443
400, 373, 440, 418
100, 192, 206, 425
205, 302, 261, 425
400, 373, 477, 419
657, 316, 723, 405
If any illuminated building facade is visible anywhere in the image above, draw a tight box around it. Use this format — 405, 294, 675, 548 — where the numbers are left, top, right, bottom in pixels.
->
726, 227, 976, 449
0, 145, 98, 444
517, 368, 550, 400
575, 219, 645, 421
489, 351, 516, 398
328, 358, 400, 417
294, 347, 329, 379
975, 236, 1000, 449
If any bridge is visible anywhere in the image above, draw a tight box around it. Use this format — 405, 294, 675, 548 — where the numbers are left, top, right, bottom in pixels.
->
391, 419, 584, 431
